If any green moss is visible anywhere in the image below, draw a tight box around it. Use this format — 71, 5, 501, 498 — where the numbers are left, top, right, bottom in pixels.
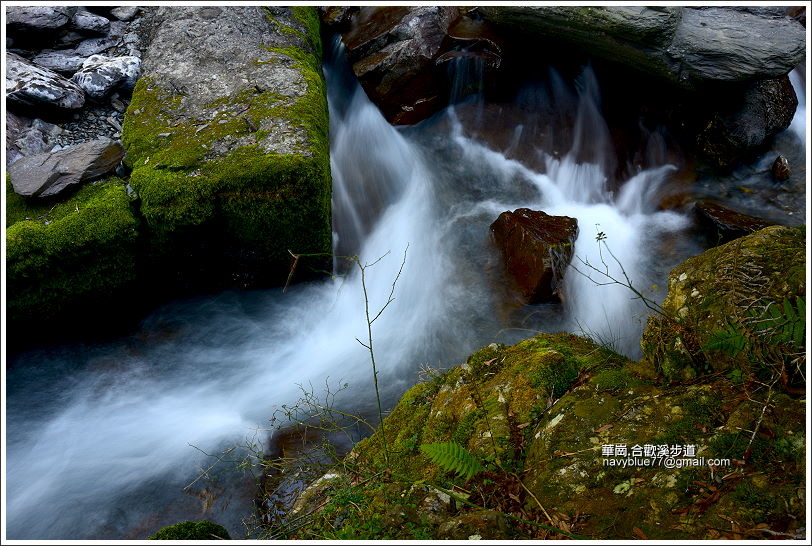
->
732, 481, 777, 521
121, 15, 331, 288
148, 520, 230, 540
6, 177, 140, 325
589, 368, 641, 391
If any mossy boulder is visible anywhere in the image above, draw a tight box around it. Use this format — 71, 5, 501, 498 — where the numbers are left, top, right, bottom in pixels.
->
6, 175, 140, 342
521, 376, 805, 539
147, 520, 230, 540
122, 6, 331, 291
640, 225, 805, 381
286, 331, 805, 540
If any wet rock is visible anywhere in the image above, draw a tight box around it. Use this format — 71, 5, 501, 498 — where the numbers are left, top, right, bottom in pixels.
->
671, 7, 805, 86
694, 201, 775, 245
340, 6, 461, 124
695, 76, 798, 168
772, 155, 791, 181
490, 208, 578, 303
6, 6, 75, 35
6, 52, 86, 111
318, 6, 358, 30
70, 10, 110, 36
31, 51, 88, 75
71, 55, 141, 99
477, 6, 805, 90
9, 138, 124, 198
110, 7, 141, 22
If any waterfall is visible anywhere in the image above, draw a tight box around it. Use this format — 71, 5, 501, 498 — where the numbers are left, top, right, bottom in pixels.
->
5, 44, 693, 539
789, 67, 806, 146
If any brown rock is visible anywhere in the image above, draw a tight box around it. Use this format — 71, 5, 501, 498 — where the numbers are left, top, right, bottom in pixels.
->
771, 155, 791, 181
694, 200, 775, 245
340, 6, 461, 125
490, 208, 579, 303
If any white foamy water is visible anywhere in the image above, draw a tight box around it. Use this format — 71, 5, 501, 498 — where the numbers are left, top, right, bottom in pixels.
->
5, 47, 692, 539
789, 67, 806, 146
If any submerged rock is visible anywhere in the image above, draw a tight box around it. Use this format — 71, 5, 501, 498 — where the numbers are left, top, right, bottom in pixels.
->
490, 208, 578, 303
693, 201, 776, 245
9, 137, 124, 197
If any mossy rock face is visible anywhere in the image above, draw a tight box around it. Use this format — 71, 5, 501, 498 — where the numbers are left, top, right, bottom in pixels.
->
640, 225, 806, 380
148, 520, 230, 540
522, 376, 805, 539
6, 176, 140, 341
122, 6, 331, 291
287, 331, 805, 540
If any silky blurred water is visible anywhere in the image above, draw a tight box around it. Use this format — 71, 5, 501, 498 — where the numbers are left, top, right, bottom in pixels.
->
8, 40, 802, 540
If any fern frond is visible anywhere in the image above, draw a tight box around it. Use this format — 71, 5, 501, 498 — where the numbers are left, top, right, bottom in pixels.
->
420, 442, 484, 481
702, 322, 747, 356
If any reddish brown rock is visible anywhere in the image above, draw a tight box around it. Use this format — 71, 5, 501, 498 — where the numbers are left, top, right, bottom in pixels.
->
771, 155, 791, 181
694, 201, 775, 245
327, 7, 501, 125
490, 208, 579, 303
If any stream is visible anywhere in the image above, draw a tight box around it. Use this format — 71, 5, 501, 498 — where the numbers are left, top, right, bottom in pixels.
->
4, 40, 805, 540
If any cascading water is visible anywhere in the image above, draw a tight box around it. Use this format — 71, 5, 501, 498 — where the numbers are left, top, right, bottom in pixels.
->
6, 42, 700, 539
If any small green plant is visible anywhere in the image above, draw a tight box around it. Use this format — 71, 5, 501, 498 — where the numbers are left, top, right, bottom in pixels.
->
420, 441, 485, 481
703, 296, 805, 355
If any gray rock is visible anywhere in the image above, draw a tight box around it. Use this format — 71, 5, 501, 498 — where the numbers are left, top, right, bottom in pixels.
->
110, 6, 141, 22
71, 10, 111, 36
6, 6, 75, 34
8, 138, 124, 198
11, 118, 65, 160
53, 31, 86, 49
478, 6, 805, 90
6, 111, 29, 166
6, 52, 86, 111
75, 35, 121, 56
126, 6, 332, 288
670, 8, 807, 86
31, 51, 88, 75
71, 55, 141, 99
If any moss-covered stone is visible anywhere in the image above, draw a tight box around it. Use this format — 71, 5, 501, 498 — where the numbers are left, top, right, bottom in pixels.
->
288, 329, 805, 540
148, 520, 230, 540
640, 225, 806, 380
6, 176, 140, 339
122, 6, 331, 291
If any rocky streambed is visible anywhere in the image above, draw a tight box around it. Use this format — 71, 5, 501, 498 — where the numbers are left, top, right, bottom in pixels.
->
4, 4, 807, 541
